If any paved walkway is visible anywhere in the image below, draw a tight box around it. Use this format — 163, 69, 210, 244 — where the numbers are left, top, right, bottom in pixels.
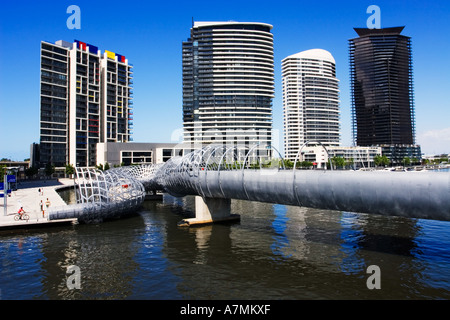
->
0, 179, 77, 229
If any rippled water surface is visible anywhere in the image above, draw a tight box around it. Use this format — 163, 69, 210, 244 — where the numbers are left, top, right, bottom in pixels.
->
1, 191, 450, 300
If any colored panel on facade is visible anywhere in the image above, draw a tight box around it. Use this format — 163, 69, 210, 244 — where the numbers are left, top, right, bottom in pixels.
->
105, 50, 116, 60
88, 43, 98, 54
79, 41, 86, 51
116, 54, 126, 63
75, 40, 98, 54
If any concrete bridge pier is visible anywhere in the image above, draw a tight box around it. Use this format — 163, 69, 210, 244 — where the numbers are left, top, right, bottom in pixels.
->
145, 189, 163, 200
178, 196, 240, 227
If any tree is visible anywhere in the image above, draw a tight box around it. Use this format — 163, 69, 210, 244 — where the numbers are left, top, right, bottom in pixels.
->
95, 163, 110, 171
65, 164, 75, 176
25, 166, 39, 178
283, 159, 294, 169
0, 164, 6, 182
298, 161, 313, 168
403, 157, 411, 166
374, 155, 390, 167
45, 163, 55, 177
374, 155, 382, 166
346, 157, 354, 169
331, 156, 346, 169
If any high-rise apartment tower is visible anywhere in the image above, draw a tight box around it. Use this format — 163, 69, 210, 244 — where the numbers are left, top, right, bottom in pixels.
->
39, 40, 133, 168
349, 27, 416, 147
182, 21, 274, 157
282, 49, 340, 161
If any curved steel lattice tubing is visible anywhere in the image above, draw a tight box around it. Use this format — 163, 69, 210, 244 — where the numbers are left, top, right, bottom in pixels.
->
293, 141, 333, 207
155, 144, 286, 199
48, 167, 146, 222
151, 144, 450, 221
48, 144, 450, 223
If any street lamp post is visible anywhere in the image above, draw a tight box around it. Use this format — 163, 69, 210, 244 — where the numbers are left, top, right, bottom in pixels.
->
3, 175, 7, 216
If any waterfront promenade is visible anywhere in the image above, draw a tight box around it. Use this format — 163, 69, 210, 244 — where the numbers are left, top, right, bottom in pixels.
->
0, 178, 77, 230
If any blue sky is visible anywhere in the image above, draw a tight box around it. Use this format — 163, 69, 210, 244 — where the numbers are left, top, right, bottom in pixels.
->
1, 0, 449, 161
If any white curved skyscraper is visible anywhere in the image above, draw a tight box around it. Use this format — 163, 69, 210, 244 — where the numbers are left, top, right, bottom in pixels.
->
282, 49, 340, 161
182, 21, 274, 157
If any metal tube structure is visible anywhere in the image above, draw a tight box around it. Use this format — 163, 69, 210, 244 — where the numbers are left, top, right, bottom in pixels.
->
155, 145, 450, 222
47, 145, 450, 223
48, 167, 145, 223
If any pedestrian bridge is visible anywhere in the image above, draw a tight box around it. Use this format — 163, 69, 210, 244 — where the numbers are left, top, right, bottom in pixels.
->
49, 145, 450, 224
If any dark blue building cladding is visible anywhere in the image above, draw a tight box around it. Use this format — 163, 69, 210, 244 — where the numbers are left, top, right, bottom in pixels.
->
74, 39, 99, 54
116, 54, 126, 63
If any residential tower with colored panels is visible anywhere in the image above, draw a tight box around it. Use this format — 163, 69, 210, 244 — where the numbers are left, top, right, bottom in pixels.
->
39, 40, 133, 168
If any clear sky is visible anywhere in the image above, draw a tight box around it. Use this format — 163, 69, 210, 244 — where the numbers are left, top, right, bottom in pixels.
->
1, 0, 449, 161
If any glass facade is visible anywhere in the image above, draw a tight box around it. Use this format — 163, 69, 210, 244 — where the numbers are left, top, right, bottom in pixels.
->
349, 27, 416, 147
40, 42, 70, 167
39, 40, 133, 169
182, 22, 274, 157
282, 49, 341, 161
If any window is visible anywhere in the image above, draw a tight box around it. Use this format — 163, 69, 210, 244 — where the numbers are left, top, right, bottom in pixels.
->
120, 150, 153, 165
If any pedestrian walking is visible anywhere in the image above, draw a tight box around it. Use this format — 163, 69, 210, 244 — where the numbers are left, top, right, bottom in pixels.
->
39, 200, 44, 217
38, 188, 41, 196
45, 198, 51, 210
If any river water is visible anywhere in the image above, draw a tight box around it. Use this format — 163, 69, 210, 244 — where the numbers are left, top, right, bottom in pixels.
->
1, 176, 450, 300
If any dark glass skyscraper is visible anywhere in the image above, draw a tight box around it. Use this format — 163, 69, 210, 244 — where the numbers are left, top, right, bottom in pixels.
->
349, 27, 416, 147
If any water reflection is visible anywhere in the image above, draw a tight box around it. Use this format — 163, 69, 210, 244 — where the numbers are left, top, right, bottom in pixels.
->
1, 192, 450, 299
41, 218, 144, 299
271, 204, 292, 259
411, 219, 450, 293
147, 195, 450, 299
337, 212, 365, 275
57, 186, 77, 204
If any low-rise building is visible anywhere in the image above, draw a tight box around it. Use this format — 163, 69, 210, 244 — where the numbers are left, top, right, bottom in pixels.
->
96, 142, 194, 167
298, 145, 382, 169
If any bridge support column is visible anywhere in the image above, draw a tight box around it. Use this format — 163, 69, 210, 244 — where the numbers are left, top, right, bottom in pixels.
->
178, 196, 240, 227
145, 189, 163, 200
